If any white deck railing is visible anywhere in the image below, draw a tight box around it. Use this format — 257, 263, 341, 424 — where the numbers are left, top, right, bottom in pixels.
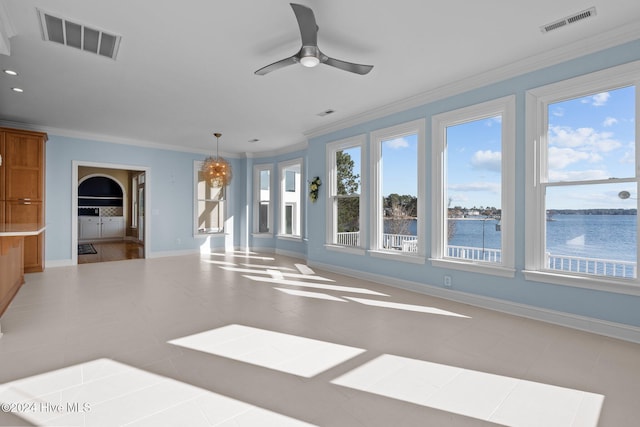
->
336, 232, 637, 278
447, 245, 502, 262
545, 253, 637, 278
336, 231, 360, 247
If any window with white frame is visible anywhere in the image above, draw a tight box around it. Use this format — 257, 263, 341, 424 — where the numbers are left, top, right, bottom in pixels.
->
432, 96, 515, 276
370, 119, 425, 259
195, 161, 225, 234
253, 165, 272, 234
279, 158, 302, 238
131, 174, 138, 229
525, 62, 639, 291
326, 135, 365, 250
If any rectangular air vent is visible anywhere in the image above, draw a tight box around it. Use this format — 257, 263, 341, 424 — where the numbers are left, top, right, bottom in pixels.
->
317, 109, 335, 117
541, 7, 596, 33
37, 9, 121, 59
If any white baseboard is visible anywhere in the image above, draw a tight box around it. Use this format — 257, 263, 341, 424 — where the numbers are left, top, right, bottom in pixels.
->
147, 248, 200, 258
308, 260, 640, 344
274, 248, 307, 261
45, 259, 75, 268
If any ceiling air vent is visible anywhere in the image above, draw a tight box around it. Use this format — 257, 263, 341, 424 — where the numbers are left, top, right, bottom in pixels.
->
317, 109, 335, 117
36, 9, 121, 59
541, 7, 596, 33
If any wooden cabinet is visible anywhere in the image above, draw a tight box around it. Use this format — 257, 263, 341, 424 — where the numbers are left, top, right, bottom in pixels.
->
0, 127, 47, 273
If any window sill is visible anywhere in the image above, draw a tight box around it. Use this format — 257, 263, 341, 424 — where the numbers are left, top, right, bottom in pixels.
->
430, 258, 515, 278
325, 244, 365, 256
368, 250, 425, 264
523, 269, 640, 296
277, 234, 303, 242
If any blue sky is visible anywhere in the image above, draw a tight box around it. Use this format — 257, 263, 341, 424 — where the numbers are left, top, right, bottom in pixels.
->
342, 85, 635, 210
546, 85, 636, 209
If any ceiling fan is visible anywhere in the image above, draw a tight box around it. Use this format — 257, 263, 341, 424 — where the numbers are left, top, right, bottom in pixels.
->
255, 3, 374, 76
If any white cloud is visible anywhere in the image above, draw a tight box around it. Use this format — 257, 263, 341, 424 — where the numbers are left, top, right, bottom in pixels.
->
548, 125, 621, 152
470, 150, 501, 172
448, 182, 500, 193
384, 137, 409, 149
547, 147, 593, 170
581, 92, 610, 106
619, 141, 635, 164
603, 117, 618, 127
551, 107, 565, 117
548, 169, 610, 181
485, 116, 502, 126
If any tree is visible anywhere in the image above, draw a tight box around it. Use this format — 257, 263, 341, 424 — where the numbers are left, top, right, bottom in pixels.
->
336, 151, 360, 233
383, 193, 417, 236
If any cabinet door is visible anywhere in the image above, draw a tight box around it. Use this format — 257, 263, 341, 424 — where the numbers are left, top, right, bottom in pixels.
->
79, 217, 101, 240
6, 200, 42, 225
4, 131, 45, 201
23, 234, 43, 273
0, 132, 5, 200
101, 217, 125, 239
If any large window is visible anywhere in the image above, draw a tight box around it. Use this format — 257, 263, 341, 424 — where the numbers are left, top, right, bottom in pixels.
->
195, 161, 225, 234
526, 62, 639, 292
432, 96, 515, 276
279, 158, 303, 238
370, 119, 425, 260
253, 165, 272, 234
326, 135, 365, 252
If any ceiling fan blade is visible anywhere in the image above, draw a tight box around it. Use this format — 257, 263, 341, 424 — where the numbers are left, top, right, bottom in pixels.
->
290, 3, 318, 47
255, 56, 298, 75
324, 57, 374, 75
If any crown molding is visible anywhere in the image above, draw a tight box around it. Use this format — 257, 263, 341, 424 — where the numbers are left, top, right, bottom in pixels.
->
243, 140, 308, 159
0, 119, 245, 159
305, 20, 640, 140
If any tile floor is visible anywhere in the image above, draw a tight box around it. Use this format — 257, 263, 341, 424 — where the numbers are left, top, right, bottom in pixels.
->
0, 251, 639, 426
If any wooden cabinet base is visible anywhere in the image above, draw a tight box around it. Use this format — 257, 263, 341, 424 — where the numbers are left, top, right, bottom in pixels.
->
0, 236, 25, 317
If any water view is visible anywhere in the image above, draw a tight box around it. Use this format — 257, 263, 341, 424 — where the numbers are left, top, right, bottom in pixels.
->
388, 213, 638, 263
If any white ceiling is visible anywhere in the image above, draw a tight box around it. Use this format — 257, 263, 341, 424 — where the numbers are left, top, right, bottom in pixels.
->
1, 0, 640, 156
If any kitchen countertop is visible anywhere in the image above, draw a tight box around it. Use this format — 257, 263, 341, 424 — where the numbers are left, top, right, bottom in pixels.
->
0, 223, 46, 237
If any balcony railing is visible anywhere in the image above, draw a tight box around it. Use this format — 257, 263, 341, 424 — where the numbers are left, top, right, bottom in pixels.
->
336, 231, 360, 247
335, 232, 637, 278
447, 245, 502, 262
545, 253, 637, 278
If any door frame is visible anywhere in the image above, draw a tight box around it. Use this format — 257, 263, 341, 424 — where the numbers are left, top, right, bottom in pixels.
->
71, 160, 150, 265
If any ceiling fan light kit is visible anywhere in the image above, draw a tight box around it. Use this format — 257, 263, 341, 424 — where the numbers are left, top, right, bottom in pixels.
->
255, 3, 373, 76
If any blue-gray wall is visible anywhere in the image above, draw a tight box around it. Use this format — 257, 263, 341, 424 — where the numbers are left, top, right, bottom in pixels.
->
42, 38, 640, 329
45, 135, 244, 261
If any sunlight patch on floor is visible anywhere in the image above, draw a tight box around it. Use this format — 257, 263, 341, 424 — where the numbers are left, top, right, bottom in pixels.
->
344, 297, 470, 318
331, 354, 603, 426
242, 275, 388, 296
209, 252, 275, 261
274, 287, 348, 302
202, 259, 238, 266
221, 267, 335, 282
241, 263, 296, 271
295, 264, 315, 275
168, 324, 365, 378
0, 359, 315, 426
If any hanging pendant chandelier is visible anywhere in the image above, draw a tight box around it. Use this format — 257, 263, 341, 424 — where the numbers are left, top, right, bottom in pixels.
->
201, 132, 232, 187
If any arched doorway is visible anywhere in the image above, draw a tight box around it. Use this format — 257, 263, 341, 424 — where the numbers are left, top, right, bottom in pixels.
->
73, 163, 148, 264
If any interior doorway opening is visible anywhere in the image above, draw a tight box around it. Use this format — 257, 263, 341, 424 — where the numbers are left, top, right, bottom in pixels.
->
72, 161, 149, 265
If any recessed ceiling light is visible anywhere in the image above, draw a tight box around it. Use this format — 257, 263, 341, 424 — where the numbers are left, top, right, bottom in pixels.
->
11, 87, 24, 93
3, 69, 18, 76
